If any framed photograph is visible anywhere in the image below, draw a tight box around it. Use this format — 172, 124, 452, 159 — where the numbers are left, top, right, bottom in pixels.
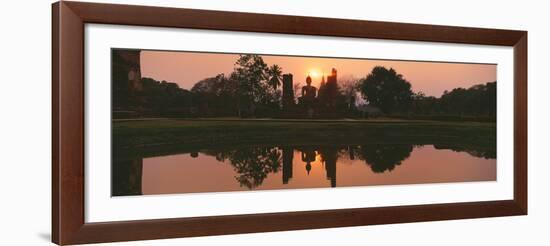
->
52, 1, 527, 245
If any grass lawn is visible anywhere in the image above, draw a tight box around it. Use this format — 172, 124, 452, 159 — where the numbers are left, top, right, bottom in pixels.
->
112, 119, 496, 156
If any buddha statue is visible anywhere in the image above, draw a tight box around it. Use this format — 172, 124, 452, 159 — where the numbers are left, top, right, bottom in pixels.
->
301, 75, 317, 102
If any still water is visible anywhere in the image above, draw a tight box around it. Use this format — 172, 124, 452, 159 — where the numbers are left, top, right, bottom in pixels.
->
112, 143, 496, 196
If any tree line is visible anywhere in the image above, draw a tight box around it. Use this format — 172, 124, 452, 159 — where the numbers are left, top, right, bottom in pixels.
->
359, 66, 496, 121
113, 54, 496, 121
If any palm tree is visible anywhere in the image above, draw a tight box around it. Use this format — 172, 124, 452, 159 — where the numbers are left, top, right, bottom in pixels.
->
267, 64, 283, 90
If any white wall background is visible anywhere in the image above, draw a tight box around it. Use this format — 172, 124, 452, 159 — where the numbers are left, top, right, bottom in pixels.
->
0, 0, 547, 245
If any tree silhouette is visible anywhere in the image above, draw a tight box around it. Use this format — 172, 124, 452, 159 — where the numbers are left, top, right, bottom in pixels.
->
267, 64, 283, 90
357, 144, 413, 173
410, 91, 439, 115
191, 74, 238, 116
232, 55, 268, 115
138, 77, 193, 115
439, 82, 496, 116
339, 75, 360, 110
231, 55, 283, 116
359, 66, 413, 113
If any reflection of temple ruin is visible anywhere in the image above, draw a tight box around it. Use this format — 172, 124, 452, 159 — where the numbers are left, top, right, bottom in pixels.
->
112, 158, 143, 196
320, 148, 337, 187
282, 147, 293, 184
111, 143, 428, 195
301, 148, 316, 175
283, 147, 337, 187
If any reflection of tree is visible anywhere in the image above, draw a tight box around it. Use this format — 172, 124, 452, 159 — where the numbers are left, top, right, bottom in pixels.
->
226, 147, 282, 189
357, 144, 413, 173
348, 145, 357, 160
433, 144, 496, 159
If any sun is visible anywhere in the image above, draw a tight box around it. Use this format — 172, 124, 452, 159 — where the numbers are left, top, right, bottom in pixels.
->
308, 69, 321, 79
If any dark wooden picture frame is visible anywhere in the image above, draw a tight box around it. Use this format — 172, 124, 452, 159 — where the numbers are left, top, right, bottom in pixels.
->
52, 1, 527, 245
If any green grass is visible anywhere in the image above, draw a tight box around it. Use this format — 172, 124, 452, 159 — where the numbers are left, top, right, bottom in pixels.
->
113, 119, 496, 157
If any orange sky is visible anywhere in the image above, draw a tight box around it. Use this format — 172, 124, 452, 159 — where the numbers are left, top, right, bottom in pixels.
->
141, 50, 496, 97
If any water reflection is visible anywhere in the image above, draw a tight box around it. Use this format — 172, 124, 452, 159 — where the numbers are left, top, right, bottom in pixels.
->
358, 145, 413, 173
112, 144, 496, 196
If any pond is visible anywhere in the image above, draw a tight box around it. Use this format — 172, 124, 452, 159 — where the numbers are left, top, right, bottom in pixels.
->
112, 143, 496, 196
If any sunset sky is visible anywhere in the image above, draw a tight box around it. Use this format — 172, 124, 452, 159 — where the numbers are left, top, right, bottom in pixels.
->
141, 50, 496, 97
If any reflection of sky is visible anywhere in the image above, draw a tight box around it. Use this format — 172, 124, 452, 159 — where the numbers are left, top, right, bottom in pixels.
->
141, 145, 496, 195
141, 50, 496, 98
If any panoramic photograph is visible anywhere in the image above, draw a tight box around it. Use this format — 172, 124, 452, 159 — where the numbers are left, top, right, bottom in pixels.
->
111, 49, 497, 196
